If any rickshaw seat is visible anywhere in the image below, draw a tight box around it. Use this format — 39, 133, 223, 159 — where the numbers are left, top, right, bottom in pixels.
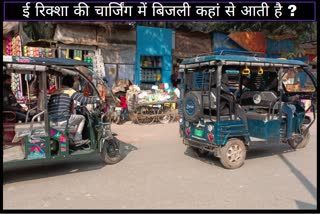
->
14, 121, 47, 137
12, 121, 78, 143
239, 91, 280, 122
50, 123, 78, 134
3, 111, 17, 144
244, 111, 269, 122
11, 121, 47, 143
49, 111, 78, 134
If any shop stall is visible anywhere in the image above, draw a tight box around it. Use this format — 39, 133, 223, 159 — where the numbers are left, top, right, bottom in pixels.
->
135, 26, 173, 90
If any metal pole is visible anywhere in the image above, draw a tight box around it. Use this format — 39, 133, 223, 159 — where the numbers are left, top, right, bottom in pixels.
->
42, 72, 49, 134
216, 62, 223, 122
278, 67, 284, 120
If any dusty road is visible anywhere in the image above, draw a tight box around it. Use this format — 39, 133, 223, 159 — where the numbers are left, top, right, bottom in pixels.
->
3, 120, 317, 209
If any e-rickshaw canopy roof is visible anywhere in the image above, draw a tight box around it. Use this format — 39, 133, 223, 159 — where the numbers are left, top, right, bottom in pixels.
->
3, 56, 89, 67
179, 54, 307, 70
3, 56, 91, 77
3, 55, 105, 100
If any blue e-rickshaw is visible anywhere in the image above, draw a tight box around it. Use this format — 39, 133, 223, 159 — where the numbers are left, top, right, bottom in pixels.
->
179, 52, 317, 169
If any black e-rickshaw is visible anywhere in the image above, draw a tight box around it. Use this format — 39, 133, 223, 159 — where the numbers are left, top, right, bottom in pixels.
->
3, 56, 122, 167
179, 52, 317, 169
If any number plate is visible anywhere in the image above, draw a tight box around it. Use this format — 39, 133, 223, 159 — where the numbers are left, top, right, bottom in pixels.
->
194, 129, 204, 137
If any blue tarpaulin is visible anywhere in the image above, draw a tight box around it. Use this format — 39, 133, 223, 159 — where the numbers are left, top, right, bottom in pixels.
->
212, 32, 296, 60
266, 38, 294, 57
213, 32, 247, 53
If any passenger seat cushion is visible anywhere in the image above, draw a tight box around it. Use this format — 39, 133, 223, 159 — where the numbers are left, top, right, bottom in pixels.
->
245, 111, 269, 121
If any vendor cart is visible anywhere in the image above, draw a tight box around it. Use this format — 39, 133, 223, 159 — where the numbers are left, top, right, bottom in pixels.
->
131, 100, 178, 125
129, 98, 178, 125
126, 86, 179, 125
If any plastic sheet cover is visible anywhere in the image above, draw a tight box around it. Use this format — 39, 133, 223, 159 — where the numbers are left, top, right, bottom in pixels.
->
213, 32, 247, 53
228, 32, 267, 53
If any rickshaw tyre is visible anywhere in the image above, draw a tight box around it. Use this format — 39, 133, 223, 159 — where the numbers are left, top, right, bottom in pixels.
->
297, 129, 310, 149
291, 128, 310, 149
182, 92, 202, 123
100, 138, 122, 165
219, 138, 246, 169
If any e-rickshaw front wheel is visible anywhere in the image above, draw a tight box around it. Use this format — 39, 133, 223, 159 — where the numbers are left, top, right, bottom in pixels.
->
100, 138, 122, 164
288, 126, 310, 150
219, 138, 247, 169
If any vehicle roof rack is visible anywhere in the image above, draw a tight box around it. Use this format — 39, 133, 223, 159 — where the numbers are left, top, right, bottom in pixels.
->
193, 52, 215, 57
214, 50, 266, 57
187, 50, 266, 59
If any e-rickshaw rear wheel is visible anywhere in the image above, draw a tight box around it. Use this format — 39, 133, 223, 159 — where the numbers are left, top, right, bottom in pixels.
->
100, 138, 122, 164
219, 138, 246, 169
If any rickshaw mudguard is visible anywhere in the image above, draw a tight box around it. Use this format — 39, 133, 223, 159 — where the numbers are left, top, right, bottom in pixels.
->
99, 135, 113, 153
214, 120, 250, 146
98, 123, 113, 153
302, 104, 316, 133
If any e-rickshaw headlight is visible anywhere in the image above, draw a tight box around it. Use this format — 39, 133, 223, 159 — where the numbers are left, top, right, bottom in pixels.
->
185, 121, 190, 127
207, 125, 213, 132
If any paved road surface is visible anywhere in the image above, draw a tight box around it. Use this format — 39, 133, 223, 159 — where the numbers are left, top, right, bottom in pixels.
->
3, 120, 317, 209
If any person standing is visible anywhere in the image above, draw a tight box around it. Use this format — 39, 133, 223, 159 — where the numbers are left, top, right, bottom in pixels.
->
120, 93, 129, 121
170, 65, 179, 87
3, 74, 27, 122
173, 81, 181, 100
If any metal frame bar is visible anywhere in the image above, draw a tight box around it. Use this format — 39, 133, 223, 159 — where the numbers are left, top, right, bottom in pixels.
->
180, 61, 304, 70
216, 63, 223, 122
